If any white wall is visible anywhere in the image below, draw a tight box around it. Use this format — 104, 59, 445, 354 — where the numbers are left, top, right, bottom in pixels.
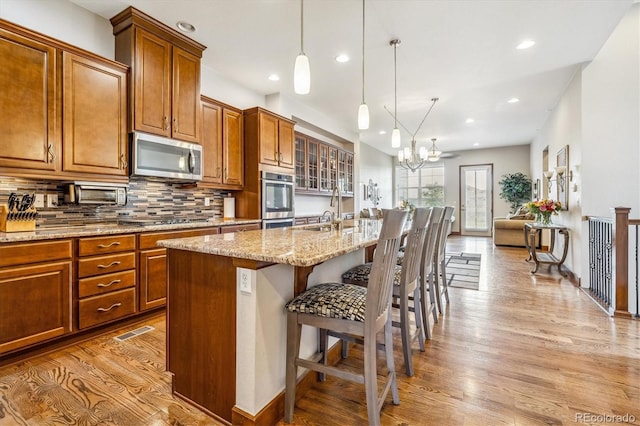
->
358, 142, 395, 212
438, 145, 531, 233
0, 0, 113, 58
530, 71, 582, 278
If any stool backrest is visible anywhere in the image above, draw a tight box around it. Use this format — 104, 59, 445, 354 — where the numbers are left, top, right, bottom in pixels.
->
435, 206, 455, 262
365, 209, 408, 329
421, 206, 444, 279
399, 208, 431, 289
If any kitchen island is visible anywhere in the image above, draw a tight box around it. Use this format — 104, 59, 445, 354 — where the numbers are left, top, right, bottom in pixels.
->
158, 220, 384, 425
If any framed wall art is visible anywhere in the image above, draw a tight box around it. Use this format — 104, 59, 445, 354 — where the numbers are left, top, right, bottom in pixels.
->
556, 145, 569, 209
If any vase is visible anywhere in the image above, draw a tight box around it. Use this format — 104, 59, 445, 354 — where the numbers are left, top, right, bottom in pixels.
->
537, 212, 552, 226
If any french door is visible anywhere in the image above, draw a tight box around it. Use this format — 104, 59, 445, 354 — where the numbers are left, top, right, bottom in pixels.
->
460, 164, 493, 236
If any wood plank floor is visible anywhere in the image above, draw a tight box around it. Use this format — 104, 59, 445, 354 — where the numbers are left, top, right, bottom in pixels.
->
1, 236, 639, 425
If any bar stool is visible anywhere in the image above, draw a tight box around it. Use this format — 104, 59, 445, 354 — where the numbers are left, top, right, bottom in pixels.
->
340, 207, 431, 376
418, 206, 443, 338
284, 209, 408, 426
433, 206, 455, 314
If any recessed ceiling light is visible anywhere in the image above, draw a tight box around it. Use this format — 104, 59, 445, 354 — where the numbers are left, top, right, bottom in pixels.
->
516, 39, 535, 50
335, 54, 350, 63
507, 97, 520, 103
465, 118, 475, 124
473, 142, 480, 147
379, 130, 387, 135
268, 74, 280, 81
176, 21, 196, 33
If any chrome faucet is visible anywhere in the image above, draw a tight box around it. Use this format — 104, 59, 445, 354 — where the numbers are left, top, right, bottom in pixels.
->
321, 210, 334, 224
330, 184, 343, 230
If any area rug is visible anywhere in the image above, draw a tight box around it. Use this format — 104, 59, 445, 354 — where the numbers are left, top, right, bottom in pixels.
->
444, 252, 481, 290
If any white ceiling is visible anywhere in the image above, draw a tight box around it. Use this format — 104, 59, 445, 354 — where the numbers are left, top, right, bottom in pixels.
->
69, 0, 633, 156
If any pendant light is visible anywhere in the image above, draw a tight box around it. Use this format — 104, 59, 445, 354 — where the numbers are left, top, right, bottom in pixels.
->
294, 0, 310, 95
357, 0, 369, 130
390, 39, 401, 148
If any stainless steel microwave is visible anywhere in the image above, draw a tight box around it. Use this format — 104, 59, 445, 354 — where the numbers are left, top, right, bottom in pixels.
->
64, 182, 127, 206
130, 132, 203, 181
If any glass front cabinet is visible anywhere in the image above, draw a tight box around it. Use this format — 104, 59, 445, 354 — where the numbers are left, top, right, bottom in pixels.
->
295, 131, 353, 196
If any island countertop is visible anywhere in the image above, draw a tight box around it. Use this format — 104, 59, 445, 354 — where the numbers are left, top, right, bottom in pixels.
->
158, 219, 384, 267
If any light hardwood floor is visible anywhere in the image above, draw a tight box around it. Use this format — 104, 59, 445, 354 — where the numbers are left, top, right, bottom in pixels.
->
1, 236, 638, 425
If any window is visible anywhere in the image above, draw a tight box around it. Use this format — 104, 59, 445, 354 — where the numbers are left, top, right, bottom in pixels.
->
395, 165, 445, 207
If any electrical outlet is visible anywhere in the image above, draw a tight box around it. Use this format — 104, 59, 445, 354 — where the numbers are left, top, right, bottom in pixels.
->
34, 194, 45, 208
239, 270, 252, 294
204, 197, 211, 207
47, 194, 57, 207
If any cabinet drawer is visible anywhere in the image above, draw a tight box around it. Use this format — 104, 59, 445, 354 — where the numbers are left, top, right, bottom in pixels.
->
78, 270, 136, 298
0, 240, 72, 268
139, 227, 220, 249
78, 288, 136, 329
219, 223, 261, 233
78, 252, 135, 278
78, 234, 136, 256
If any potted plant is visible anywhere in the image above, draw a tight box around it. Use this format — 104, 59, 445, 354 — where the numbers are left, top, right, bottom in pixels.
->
498, 172, 532, 214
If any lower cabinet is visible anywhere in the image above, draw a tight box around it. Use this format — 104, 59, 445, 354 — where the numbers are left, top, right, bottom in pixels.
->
138, 227, 220, 311
0, 240, 73, 354
219, 223, 261, 233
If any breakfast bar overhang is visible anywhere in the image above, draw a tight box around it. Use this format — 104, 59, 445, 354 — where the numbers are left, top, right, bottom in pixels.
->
158, 220, 384, 425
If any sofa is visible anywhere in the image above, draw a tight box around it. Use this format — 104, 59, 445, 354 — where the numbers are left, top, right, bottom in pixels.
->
493, 206, 537, 247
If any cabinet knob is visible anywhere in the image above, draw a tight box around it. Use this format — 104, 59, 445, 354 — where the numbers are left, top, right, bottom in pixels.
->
173, 117, 178, 132
120, 154, 127, 169
164, 116, 170, 130
216, 167, 221, 178
47, 144, 56, 162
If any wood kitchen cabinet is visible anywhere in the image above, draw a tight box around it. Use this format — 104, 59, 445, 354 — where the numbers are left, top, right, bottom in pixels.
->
111, 7, 206, 143
137, 227, 220, 311
294, 131, 352, 196
201, 96, 244, 189
62, 52, 128, 176
0, 240, 73, 354
0, 23, 59, 173
244, 107, 295, 170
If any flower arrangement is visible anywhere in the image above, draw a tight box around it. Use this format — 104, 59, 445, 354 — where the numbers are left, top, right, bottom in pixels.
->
399, 200, 416, 213
526, 199, 562, 225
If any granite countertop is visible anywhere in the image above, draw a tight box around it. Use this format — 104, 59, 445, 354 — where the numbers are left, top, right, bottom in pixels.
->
158, 219, 384, 267
0, 218, 261, 243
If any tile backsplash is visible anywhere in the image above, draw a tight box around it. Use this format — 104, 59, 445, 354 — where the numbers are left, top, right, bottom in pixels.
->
0, 176, 232, 226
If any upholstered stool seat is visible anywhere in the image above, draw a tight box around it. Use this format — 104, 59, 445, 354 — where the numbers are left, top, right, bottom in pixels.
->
342, 263, 402, 286
285, 283, 367, 322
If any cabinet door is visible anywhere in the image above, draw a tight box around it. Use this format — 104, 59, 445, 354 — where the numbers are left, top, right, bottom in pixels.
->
134, 28, 171, 137
201, 99, 223, 184
278, 119, 295, 169
172, 46, 200, 143
258, 112, 279, 165
0, 28, 58, 172
295, 134, 307, 190
62, 52, 127, 175
319, 143, 330, 192
139, 248, 167, 311
223, 108, 243, 186
0, 261, 72, 354
329, 147, 338, 190
307, 139, 320, 191
345, 152, 354, 194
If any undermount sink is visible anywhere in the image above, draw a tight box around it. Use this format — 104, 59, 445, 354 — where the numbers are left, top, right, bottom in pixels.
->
303, 224, 355, 232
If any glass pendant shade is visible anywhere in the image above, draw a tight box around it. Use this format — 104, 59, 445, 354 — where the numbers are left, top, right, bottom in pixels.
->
398, 149, 404, 162
358, 103, 370, 130
294, 53, 310, 94
391, 127, 401, 148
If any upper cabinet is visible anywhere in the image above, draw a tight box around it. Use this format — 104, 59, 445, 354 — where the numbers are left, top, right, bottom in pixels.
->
0, 26, 59, 173
244, 107, 295, 171
200, 96, 243, 189
62, 52, 128, 176
294, 131, 354, 196
111, 7, 206, 143
0, 19, 129, 182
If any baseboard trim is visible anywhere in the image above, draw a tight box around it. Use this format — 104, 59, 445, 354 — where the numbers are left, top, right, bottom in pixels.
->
231, 340, 344, 425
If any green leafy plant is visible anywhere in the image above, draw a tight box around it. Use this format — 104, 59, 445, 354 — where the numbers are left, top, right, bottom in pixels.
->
499, 172, 532, 214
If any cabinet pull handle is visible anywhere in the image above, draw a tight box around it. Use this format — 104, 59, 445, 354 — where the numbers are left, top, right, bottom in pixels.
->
173, 117, 178, 132
97, 279, 121, 288
47, 144, 56, 162
98, 241, 121, 249
164, 116, 170, 130
97, 261, 121, 269
216, 167, 221, 178
97, 303, 121, 312
120, 154, 127, 169
224, 167, 227, 180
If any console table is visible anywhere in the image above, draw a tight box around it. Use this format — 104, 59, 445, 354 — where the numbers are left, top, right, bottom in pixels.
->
524, 223, 570, 276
